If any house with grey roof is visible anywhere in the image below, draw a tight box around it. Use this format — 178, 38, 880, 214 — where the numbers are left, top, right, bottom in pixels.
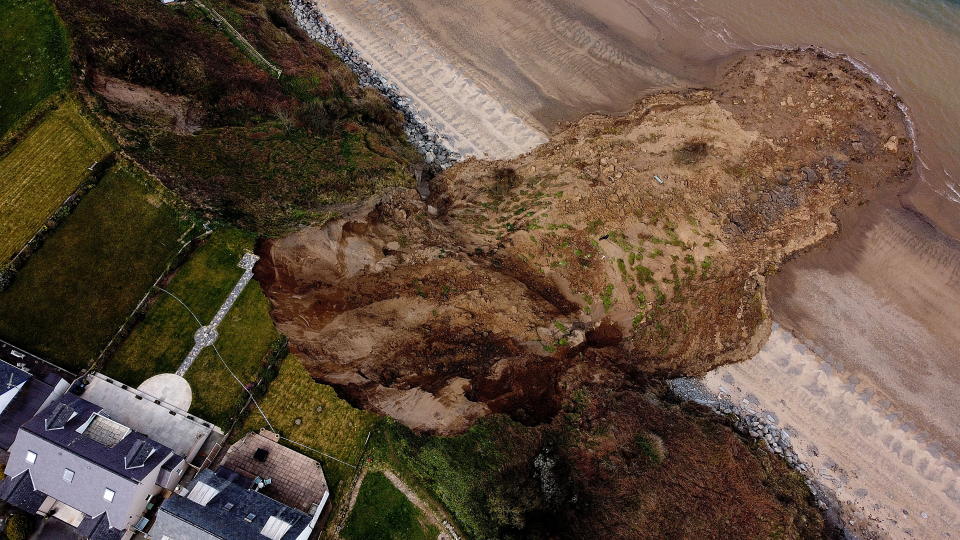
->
79, 372, 224, 467
0, 358, 69, 452
149, 467, 316, 540
0, 395, 190, 539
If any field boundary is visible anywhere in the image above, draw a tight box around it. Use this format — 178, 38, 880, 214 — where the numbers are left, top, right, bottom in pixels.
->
0, 152, 115, 289
0, 92, 66, 156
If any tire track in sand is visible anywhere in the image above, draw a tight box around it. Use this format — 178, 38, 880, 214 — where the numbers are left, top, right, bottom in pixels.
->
314, 0, 548, 159
702, 323, 960, 539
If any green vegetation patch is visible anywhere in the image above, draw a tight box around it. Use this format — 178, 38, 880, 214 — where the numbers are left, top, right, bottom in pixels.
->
240, 356, 377, 496
0, 163, 189, 371
150, 125, 412, 234
342, 472, 438, 540
106, 229, 253, 384
0, 0, 70, 138
106, 227, 280, 427
374, 416, 546, 539
184, 283, 280, 427
53, 0, 420, 235
0, 100, 112, 260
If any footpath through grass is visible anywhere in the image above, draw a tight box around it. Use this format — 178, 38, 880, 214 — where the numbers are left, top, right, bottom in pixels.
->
239, 355, 377, 497
0, 100, 113, 260
372, 416, 544, 539
185, 283, 280, 427
106, 228, 280, 427
0, 162, 191, 371
0, 0, 70, 138
342, 472, 438, 540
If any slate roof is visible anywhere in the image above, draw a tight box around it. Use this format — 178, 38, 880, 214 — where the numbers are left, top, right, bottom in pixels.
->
0, 471, 46, 514
0, 373, 61, 450
157, 468, 311, 540
77, 513, 124, 540
0, 360, 31, 393
21, 395, 175, 482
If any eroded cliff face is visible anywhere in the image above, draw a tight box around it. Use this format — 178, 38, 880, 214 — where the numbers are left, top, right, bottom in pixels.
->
256, 50, 911, 434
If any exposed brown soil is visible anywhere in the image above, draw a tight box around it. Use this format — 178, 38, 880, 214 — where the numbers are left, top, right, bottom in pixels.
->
92, 74, 202, 135
256, 50, 912, 434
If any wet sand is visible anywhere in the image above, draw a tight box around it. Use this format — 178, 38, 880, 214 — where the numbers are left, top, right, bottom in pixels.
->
304, 0, 960, 535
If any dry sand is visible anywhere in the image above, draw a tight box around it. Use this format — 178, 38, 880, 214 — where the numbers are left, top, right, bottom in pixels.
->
314, 0, 549, 158
703, 323, 960, 538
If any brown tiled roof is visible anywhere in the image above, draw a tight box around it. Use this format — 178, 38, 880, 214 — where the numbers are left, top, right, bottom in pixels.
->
220, 430, 328, 513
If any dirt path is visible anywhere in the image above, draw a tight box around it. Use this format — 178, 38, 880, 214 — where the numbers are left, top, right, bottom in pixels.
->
333, 467, 462, 540
381, 470, 462, 540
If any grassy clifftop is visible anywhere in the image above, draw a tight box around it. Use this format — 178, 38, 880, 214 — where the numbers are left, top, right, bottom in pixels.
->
0, 0, 70, 138
53, 0, 420, 235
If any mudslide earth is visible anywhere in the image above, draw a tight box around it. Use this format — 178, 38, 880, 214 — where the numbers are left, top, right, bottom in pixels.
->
255, 50, 912, 434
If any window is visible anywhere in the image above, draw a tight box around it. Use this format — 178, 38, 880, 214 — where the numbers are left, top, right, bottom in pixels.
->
25, 450, 36, 464
103, 488, 115, 502
62, 468, 74, 483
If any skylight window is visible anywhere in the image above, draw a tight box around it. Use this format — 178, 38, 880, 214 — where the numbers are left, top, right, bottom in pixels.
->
261, 516, 293, 540
25, 450, 36, 464
63, 468, 74, 483
103, 488, 115, 502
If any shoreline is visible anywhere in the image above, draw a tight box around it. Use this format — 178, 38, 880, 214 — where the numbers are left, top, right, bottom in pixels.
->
286, 3, 959, 537
289, 0, 461, 169
671, 322, 960, 538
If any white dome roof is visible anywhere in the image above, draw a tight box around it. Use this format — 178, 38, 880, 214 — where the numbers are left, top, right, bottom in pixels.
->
137, 373, 193, 410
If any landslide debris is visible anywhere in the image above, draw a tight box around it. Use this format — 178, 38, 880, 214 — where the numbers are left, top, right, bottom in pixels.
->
256, 50, 912, 434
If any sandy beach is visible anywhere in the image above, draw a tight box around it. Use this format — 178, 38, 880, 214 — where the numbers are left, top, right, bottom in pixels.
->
703, 324, 959, 538
304, 0, 960, 536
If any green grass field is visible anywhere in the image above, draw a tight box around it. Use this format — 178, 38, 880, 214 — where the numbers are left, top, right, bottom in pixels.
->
342, 472, 438, 540
0, 162, 191, 371
240, 356, 378, 496
184, 283, 280, 427
0, 0, 70, 138
106, 228, 279, 427
0, 100, 113, 260
105, 229, 252, 384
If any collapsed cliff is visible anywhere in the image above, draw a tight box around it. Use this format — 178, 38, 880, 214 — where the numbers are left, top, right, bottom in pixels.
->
255, 50, 911, 434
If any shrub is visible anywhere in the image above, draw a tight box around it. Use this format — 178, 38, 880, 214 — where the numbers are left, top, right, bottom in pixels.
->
673, 140, 709, 165
4, 512, 34, 540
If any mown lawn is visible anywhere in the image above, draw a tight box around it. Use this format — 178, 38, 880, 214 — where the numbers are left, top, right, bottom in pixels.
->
0, 100, 113, 260
105, 229, 252, 385
0, 162, 191, 371
0, 0, 70, 138
342, 472, 438, 540
106, 227, 280, 428
185, 282, 280, 428
240, 355, 378, 497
